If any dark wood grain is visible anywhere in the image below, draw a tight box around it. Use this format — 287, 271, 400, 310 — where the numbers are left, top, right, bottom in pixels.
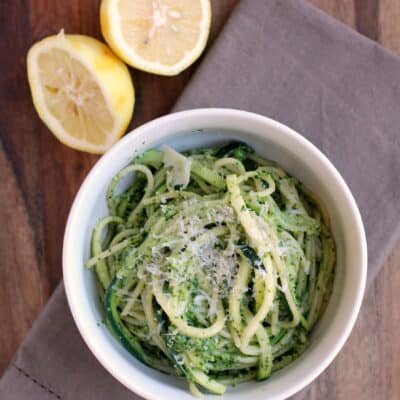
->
1, 1, 399, 399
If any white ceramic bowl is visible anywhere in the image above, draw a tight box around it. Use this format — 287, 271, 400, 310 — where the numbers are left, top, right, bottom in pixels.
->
63, 108, 367, 400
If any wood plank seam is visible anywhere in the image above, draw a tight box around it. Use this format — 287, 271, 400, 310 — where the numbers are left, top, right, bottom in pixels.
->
0, 136, 44, 278
354, 0, 380, 41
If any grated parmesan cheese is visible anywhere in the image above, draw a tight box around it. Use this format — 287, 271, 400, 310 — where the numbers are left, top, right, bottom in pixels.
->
143, 200, 239, 313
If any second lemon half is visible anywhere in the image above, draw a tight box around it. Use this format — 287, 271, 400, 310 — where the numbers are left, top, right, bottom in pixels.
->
100, 0, 212, 76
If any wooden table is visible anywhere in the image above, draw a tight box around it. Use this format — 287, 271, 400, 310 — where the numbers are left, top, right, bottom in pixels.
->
1, 0, 399, 398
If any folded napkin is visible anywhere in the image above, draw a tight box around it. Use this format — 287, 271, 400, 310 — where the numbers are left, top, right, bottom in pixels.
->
2, 0, 400, 399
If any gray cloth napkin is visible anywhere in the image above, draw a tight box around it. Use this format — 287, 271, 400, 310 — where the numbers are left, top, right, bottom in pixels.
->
2, 0, 400, 399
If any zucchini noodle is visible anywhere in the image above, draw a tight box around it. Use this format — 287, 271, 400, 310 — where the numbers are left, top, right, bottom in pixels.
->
85, 142, 336, 396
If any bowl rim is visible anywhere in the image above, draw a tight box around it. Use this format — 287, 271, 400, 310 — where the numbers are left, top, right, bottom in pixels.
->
63, 108, 367, 400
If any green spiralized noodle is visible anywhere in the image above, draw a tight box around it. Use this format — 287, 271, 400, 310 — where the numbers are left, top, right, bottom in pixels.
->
86, 142, 336, 396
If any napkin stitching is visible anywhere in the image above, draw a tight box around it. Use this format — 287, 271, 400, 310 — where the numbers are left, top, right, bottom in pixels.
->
13, 364, 62, 399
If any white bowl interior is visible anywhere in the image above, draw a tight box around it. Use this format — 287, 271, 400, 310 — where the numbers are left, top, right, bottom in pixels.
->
63, 109, 366, 400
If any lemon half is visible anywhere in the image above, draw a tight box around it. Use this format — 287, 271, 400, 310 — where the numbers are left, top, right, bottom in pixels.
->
100, 0, 212, 76
27, 32, 135, 154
